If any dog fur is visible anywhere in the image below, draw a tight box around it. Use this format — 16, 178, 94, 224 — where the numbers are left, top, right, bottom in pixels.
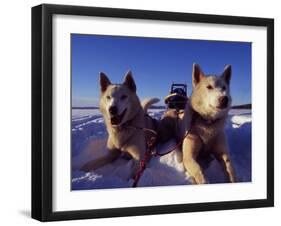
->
180, 63, 236, 184
158, 63, 236, 184
80, 71, 159, 179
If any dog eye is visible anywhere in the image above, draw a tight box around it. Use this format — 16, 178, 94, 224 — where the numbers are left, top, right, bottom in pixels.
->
206, 85, 213, 90
106, 96, 111, 100
222, 86, 226, 91
120, 95, 128, 100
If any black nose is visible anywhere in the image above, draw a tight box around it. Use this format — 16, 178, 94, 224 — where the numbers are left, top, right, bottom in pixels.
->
219, 96, 229, 108
109, 106, 118, 115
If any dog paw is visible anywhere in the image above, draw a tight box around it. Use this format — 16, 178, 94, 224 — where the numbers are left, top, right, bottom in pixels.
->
193, 172, 208, 184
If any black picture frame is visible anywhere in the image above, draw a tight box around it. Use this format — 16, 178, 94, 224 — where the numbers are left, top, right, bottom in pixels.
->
32, 3, 274, 222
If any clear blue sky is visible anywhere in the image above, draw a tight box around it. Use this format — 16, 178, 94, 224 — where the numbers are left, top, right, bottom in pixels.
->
71, 34, 251, 107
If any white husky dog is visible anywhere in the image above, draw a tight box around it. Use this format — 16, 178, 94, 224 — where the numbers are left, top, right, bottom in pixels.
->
81, 71, 159, 179
180, 63, 236, 184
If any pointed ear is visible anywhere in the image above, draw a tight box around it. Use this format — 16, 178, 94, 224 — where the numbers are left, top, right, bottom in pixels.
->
192, 63, 205, 87
123, 70, 136, 92
222, 65, 231, 85
99, 72, 111, 93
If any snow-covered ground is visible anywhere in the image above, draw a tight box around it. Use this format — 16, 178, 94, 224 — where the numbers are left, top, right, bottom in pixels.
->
71, 108, 251, 190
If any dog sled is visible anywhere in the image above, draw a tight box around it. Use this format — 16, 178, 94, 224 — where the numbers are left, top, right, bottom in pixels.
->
164, 83, 188, 110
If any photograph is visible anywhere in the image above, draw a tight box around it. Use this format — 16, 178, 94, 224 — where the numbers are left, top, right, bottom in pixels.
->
71, 34, 252, 190
31, 3, 274, 221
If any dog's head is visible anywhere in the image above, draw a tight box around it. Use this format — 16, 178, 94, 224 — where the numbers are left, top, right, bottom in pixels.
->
99, 70, 140, 127
190, 63, 232, 120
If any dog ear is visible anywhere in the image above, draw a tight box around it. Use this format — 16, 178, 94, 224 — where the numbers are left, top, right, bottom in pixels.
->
123, 70, 136, 92
192, 63, 205, 87
100, 72, 111, 93
222, 65, 231, 85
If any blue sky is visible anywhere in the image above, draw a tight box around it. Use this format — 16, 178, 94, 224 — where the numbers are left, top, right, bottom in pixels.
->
71, 34, 251, 107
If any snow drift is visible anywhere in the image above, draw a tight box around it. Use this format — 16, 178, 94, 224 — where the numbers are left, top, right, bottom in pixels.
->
71, 108, 251, 190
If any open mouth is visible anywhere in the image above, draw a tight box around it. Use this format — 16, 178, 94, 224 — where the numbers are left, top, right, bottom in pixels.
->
110, 109, 127, 126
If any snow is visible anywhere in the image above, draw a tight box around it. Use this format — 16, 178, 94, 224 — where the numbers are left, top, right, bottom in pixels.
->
72, 109, 101, 119
231, 114, 252, 128
71, 108, 251, 190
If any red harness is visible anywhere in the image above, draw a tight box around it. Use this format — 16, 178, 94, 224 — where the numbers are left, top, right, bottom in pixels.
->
132, 114, 196, 187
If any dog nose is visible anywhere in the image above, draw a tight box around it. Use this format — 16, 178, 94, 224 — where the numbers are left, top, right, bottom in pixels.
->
109, 106, 118, 115
219, 96, 228, 108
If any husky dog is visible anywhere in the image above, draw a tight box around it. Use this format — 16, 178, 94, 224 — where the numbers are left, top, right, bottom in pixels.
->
81, 71, 159, 179
181, 63, 236, 184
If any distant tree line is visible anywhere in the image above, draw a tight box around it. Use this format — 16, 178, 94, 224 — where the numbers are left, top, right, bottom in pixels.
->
73, 103, 251, 110
231, 104, 252, 109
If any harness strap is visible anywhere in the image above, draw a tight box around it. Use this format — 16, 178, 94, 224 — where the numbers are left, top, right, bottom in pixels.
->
132, 151, 151, 187
132, 112, 197, 187
153, 113, 196, 157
